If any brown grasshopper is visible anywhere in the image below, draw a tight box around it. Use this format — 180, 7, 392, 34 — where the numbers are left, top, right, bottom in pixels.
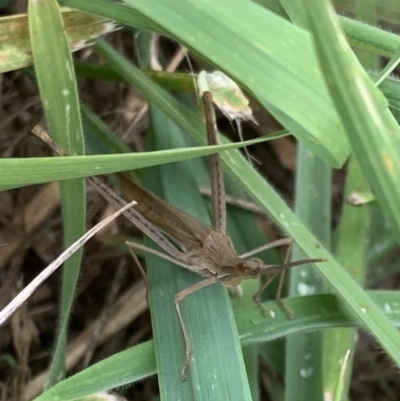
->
117, 91, 324, 379
32, 89, 324, 380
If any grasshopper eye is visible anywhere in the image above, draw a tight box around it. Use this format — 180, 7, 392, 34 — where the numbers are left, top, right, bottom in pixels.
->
235, 262, 245, 272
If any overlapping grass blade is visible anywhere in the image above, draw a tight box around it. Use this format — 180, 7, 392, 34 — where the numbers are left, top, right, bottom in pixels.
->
111, 0, 350, 167
32, 290, 400, 401
304, 0, 400, 241
29, 0, 85, 385
0, 135, 279, 189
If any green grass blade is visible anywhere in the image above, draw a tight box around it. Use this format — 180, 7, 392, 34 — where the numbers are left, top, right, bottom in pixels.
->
223, 177, 279, 401
255, 2, 400, 59
59, 0, 162, 32
75, 64, 194, 92
80, 102, 132, 155
223, 137, 400, 367
379, 76, 400, 124
332, 349, 351, 401
32, 341, 156, 401
304, 0, 400, 242
322, 2, 376, 393
114, 0, 350, 167
143, 106, 252, 400
0, 136, 278, 189
374, 42, 400, 86
285, 147, 332, 400
32, 290, 400, 401
29, 0, 85, 385
341, 15, 400, 57
303, 0, 400, 367
237, 291, 400, 345
323, 158, 370, 399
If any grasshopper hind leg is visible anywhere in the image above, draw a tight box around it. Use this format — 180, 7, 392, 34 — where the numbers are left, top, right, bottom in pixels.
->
174, 276, 217, 380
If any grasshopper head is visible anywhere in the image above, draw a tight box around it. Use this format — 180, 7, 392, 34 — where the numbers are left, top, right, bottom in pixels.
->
217, 258, 264, 286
